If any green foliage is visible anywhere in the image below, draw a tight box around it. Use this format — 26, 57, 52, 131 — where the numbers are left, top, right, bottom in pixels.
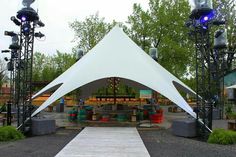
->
70, 13, 116, 52
226, 112, 236, 120
127, 3, 151, 52
0, 104, 6, 112
208, 129, 236, 145
32, 51, 76, 91
0, 59, 8, 87
225, 104, 233, 114
0, 126, 24, 142
127, 0, 194, 78
93, 83, 138, 97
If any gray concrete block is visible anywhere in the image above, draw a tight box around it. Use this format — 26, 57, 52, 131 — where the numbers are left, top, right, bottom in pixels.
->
172, 119, 196, 137
32, 118, 56, 136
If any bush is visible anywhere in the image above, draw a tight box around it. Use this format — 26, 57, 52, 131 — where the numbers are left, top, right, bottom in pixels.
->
208, 129, 236, 145
227, 112, 236, 120
0, 126, 24, 142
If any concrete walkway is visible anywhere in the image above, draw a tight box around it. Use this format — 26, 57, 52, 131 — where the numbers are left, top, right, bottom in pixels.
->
55, 127, 150, 157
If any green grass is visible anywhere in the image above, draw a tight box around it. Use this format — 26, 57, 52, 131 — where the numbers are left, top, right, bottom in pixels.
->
0, 126, 24, 142
208, 129, 236, 145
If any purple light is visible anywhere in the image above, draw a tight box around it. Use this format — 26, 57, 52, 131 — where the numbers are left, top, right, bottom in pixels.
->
21, 16, 26, 22
203, 26, 207, 30
203, 16, 209, 21
200, 10, 215, 24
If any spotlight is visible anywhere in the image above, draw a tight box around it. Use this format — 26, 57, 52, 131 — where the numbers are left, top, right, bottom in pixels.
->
9, 35, 20, 50
11, 16, 21, 26
4, 31, 17, 37
21, 16, 27, 22
76, 49, 84, 61
215, 30, 224, 38
34, 32, 45, 38
4, 57, 9, 62
149, 48, 158, 61
200, 11, 215, 24
35, 20, 45, 27
22, 23, 31, 35
204, 16, 209, 21
17, 7, 39, 22
1, 50, 10, 53
202, 26, 208, 30
22, 0, 35, 8
190, 0, 213, 19
7, 61, 14, 71
214, 29, 228, 49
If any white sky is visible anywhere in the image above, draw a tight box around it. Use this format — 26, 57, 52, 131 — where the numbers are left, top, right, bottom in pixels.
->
0, 0, 149, 56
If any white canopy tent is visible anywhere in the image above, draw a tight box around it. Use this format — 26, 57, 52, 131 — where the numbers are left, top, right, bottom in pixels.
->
31, 26, 196, 118
227, 84, 236, 89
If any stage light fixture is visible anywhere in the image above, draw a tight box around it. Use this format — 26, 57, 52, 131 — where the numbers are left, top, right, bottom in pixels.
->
7, 61, 14, 71
22, 0, 35, 8
9, 35, 20, 50
149, 48, 158, 61
22, 23, 31, 35
35, 32, 45, 38
190, 0, 213, 19
203, 26, 208, 29
214, 29, 228, 49
4, 31, 17, 37
1, 50, 10, 53
11, 16, 21, 26
17, 7, 39, 22
200, 11, 215, 24
21, 16, 27, 22
76, 49, 84, 60
35, 20, 45, 27
4, 57, 9, 62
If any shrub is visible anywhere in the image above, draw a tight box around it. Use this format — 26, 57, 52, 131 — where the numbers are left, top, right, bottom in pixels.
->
227, 112, 236, 120
0, 126, 24, 142
208, 128, 236, 145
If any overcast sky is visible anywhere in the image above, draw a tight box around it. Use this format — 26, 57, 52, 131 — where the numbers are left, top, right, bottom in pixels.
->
0, 0, 149, 56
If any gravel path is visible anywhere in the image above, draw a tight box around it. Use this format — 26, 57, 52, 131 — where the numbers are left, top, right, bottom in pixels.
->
139, 129, 236, 157
0, 128, 79, 157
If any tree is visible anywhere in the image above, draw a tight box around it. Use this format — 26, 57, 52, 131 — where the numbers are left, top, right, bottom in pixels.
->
127, 0, 194, 78
70, 13, 114, 52
0, 60, 7, 88
127, 3, 152, 52
33, 52, 47, 82
51, 51, 76, 77
32, 51, 76, 91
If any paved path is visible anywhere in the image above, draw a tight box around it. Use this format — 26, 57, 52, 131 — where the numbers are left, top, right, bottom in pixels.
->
55, 127, 150, 157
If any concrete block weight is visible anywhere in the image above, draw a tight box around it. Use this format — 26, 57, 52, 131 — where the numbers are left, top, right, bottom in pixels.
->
171, 119, 196, 137
32, 118, 56, 136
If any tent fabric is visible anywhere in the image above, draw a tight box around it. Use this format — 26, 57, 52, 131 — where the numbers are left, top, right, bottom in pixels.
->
227, 84, 236, 89
31, 26, 196, 118
66, 78, 152, 100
